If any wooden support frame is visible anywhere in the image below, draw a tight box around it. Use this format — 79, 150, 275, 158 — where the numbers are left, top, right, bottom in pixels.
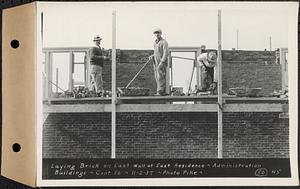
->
43, 48, 90, 97
217, 9, 223, 159
44, 52, 53, 98
168, 46, 201, 92
111, 10, 117, 159
166, 53, 171, 94
280, 48, 288, 92
44, 103, 288, 113
68, 51, 74, 92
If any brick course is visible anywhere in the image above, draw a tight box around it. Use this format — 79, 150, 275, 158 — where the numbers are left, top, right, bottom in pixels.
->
101, 50, 281, 96
43, 112, 289, 159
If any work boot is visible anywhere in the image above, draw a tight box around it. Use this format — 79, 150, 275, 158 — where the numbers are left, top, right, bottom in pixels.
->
158, 90, 168, 96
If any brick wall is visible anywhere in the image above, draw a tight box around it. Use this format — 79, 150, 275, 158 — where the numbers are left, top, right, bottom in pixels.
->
222, 50, 276, 64
222, 62, 281, 95
101, 50, 281, 96
102, 60, 157, 95
43, 112, 289, 159
43, 113, 111, 158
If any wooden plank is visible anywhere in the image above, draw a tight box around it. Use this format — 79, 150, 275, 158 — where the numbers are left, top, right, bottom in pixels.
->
45, 52, 50, 98
223, 104, 288, 112
166, 54, 171, 94
111, 10, 117, 159
43, 103, 287, 113
217, 9, 223, 159
43, 47, 90, 52
169, 46, 200, 52
68, 51, 74, 92
44, 96, 288, 105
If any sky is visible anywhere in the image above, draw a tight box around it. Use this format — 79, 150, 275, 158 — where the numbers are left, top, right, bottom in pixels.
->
38, 2, 295, 92
39, 2, 292, 50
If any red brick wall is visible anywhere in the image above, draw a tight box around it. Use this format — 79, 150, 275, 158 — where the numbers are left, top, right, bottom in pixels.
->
43, 112, 289, 159
101, 50, 281, 96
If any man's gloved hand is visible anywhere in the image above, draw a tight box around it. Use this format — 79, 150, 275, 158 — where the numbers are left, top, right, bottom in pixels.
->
158, 61, 166, 70
148, 55, 154, 61
103, 55, 110, 61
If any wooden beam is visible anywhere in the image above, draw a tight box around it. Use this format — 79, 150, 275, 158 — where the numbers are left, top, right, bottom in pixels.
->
195, 51, 200, 90
217, 9, 223, 159
168, 46, 201, 52
55, 68, 59, 93
111, 10, 117, 159
166, 53, 171, 94
43, 47, 90, 53
68, 52, 74, 92
45, 52, 50, 99
280, 48, 288, 91
43, 103, 288, 113
45, 96, 288, 105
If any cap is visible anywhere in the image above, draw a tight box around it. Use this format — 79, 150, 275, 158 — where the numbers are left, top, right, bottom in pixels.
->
207, 51, 217, 63
93, 35, 102, 41
153, 28, 162, 34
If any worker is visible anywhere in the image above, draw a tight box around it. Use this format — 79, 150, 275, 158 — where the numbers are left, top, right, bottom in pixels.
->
149, 28, 169, 96
89, 35, 109, 96
196, 51, 217, 93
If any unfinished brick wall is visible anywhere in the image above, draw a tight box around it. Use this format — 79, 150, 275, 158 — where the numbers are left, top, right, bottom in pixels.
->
222, 62, 281, 95
101, 50, 281, 96
43, 112, 289, 159
222, 50, 276, 63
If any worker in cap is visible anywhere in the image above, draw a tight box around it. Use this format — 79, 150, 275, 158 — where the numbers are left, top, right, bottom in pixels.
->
149, 28, 169, 96
196, 51, 218, 93
89, 34, 109, 96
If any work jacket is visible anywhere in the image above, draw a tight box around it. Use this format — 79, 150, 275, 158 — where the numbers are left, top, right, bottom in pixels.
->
89, 46, 105, 67
153, 38, 169, 65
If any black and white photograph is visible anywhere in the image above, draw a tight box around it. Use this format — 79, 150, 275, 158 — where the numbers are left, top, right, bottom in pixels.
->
36, 1, 298, 186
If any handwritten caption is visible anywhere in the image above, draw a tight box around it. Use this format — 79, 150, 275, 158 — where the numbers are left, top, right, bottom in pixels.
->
43, 159, 290, 179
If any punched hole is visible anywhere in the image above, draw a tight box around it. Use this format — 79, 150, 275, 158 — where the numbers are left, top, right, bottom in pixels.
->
10, 40, 20, 49
12, 143, 21, 152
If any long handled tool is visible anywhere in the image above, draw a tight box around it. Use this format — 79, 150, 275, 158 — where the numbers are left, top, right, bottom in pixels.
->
42, 72, 67, 93
125, 58, 153, 88
187, 61, 196, 95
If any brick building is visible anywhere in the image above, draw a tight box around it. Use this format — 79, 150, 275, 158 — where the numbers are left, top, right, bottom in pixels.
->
43, 49, 289, 159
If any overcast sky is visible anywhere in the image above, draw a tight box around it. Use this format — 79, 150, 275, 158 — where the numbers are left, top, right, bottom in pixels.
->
39, 2, 293, 50
38, 2, 296, 92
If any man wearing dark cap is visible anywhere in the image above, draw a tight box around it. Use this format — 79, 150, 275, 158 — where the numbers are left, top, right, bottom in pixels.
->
196, 51, 218, 93
149, 28, 169, 96
89, 35, 108, 96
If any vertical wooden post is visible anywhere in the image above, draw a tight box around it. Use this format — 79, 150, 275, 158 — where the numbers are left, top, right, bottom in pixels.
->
86, 51, 91, 88
195, 51, 200, 89
166, 53, 171, 94
269, 36, 272, 51
68, 51, 74, 92
237, 29, 239, 50
111, 10, 117, 159
217, 10, 223, 158
45, 52, 50, 98
45, 52, 53, 98
280, 48, 288, 91
169, 52, 173, 90
55, 68, 59, 93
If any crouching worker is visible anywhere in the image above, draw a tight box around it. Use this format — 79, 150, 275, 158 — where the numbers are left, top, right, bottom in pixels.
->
89, 35, 109, 96
196, 51, 218, 94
